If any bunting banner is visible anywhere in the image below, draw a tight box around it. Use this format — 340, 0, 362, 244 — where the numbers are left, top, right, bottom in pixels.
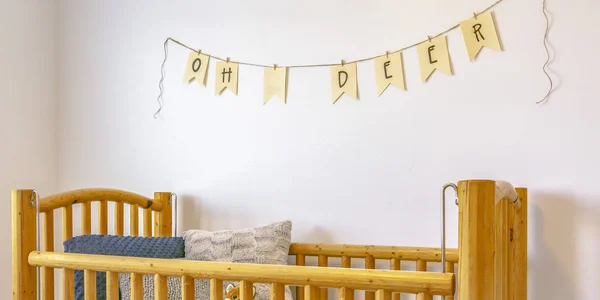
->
173, 10, 508, 105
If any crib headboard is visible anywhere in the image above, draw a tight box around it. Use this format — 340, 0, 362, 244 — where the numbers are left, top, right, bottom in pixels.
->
11, 188, 173, 299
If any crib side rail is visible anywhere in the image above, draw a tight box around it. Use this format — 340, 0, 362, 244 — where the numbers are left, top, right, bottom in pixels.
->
28, 251, 456, 297
11, 188, 173, 300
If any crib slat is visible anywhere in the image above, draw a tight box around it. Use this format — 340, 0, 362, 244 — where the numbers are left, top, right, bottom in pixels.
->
210, 278, 223, 300
115, 202, 124, 236
106, 271, 119, 300
155, 274, 168, 299
98, 200, 108, 235
376, 290, 391, 300
305, 285, 320, 300
271, 283, 285, 300
130, 204, 139, 236
62, 205, 74, 300
318, 255, 328, 300
416, 260, 432, 300
444, 262, 455, 300
42, 211, 54, 300
154, 192, 172, 237
240, 281, 254, 300
131, 273, 143, 300
183, 276, 195, 300
296, 254, 306, 300
365, 255, 375, 300
391, 259, 401, 300
340, 256, 353, 300
84, 270, 96, 300
143, 208, 152, 237
82, 202, 92, 234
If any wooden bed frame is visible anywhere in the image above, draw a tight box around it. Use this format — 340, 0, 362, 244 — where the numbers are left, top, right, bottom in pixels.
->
12, 179, 527, 299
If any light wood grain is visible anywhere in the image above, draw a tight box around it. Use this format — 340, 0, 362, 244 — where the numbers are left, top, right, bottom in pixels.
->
130, 204, 139, 236
62, 204, 74, 300
296, 254, 306, 300
11, 190, 36, 300
155, 274, 168, 299
98, 200, 108, 235
106, 271, 119, 300
365, 255, 375, 300
39, 188, 159, 213
82, 202, 92, 234
154, 192, 172, 237
509, 188, 528, 300
444, 262, 455, 300
183, 276, 195, 300
416, 260, 432, 300
391, 259, 401, 300
29, 252, 455, 295
131, 273, 143, 300
495, 196, 510, 299
305, 285, 320, 300
288, 244, 458, 263
115, 202, 124, 236
84, 270, 96, 300
42, 211, 55, 300
240, 281, 254, 300
340, 256, 353, 300
457, 180, 495, 300
210, 278, 223, 300
143, 208, 152, 237
375, 290, 391, 300
318, 255, 328, 300
271, 283, 285, 300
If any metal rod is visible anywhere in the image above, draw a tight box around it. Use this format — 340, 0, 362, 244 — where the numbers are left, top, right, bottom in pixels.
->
441, 183, 458, 272
170, 193, 178, 237
31, 190, 40, 300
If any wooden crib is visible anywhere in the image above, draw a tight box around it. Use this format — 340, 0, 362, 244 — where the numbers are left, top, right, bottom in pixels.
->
12, 179, 527, 300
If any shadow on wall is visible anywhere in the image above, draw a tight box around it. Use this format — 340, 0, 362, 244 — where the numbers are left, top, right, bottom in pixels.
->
530, 192, 600, 300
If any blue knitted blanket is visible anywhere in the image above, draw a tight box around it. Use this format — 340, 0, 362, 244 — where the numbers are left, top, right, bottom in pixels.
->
64, 234, 185, 300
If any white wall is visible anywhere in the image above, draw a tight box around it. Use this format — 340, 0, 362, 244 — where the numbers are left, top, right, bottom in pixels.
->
56, 0, 599, 299
1, 0, 58, 297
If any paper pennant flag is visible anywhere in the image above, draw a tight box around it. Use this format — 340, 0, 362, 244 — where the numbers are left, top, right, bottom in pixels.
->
374, 52, 406, 96
263, 66, 288, 104
183, 52, 210, 86
460, 11, 502, 61
417, 36, 453, 82
215, 61, 239, 95
330, 62, 358, 103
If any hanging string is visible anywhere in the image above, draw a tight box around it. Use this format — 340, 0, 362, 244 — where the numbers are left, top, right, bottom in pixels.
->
536, 0, 554, 104
154, 38, 169, 119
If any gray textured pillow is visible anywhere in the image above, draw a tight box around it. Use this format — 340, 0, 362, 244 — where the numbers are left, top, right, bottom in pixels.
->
178, 220, 294, 300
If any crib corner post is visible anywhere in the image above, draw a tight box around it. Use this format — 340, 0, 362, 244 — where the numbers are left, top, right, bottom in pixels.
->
509, 187, 528, 300
457, 180, 495, 300
153, 192, 172, 237
12, 189, 37, 300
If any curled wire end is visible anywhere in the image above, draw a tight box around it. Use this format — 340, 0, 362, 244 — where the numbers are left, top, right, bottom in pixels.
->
154, 38, 170, 119
536, 0, 554, 104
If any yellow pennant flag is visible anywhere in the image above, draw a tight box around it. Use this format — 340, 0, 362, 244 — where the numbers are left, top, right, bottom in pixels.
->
417, 36, 453, 82
263, 66, 288, 104
330, 62, 358, 104
460, 12, 502, 61
183, 52, 210, 86
374, 52, 406, 96
215, 61, 239, 95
